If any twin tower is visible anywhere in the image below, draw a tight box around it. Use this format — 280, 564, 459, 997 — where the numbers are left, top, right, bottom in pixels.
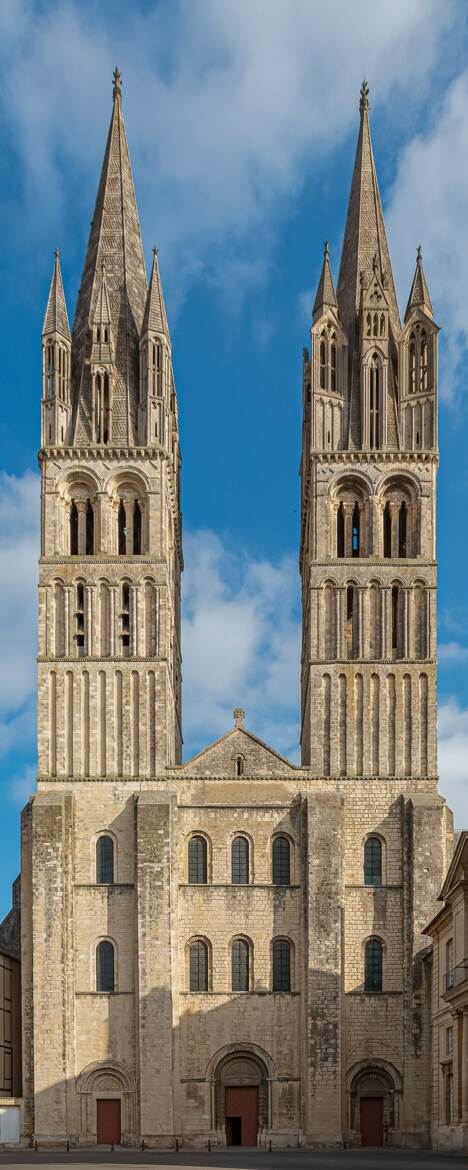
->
40, 76, 437, 787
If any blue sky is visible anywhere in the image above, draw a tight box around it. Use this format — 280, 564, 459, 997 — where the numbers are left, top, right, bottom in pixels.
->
1, 0, 468, 918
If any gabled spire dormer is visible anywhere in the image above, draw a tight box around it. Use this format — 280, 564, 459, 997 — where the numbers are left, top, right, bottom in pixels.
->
139, 247, 172, 449
309, 242, 348, 452
41, 250, 71, 448
399, 247, 438, 451
90, 263, 114, 444
359, 254, 392, 450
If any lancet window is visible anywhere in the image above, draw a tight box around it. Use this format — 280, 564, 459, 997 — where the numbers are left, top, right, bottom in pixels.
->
369, 354, 381, 450
318, 328, 339, 393
408, 325, 430, 395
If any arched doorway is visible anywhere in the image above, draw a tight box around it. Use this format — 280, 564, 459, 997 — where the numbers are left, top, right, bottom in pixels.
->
76, 1060, 137, 1146
349, 1065, 398, 1147
214, 1050, 270, 1147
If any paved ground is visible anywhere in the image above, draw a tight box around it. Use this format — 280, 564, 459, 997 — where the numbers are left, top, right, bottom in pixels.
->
0, 1149, 466, 1169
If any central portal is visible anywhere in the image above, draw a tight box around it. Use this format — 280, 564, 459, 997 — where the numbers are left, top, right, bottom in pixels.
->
225, 1086, 258, 1146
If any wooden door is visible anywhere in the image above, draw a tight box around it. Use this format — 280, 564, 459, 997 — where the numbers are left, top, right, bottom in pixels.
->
225, 1086, 258, 1146
96, 1098, 121, 1145
360, 1096, 383, 1146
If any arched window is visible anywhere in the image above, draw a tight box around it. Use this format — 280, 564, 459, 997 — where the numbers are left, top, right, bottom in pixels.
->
364, 937, 383, 992
103, 374, 110, 444
156, 342, 163, 396
364, 837, 382, 887
85, 501, 94, 556
369, 355, 380, 450
319, 337, 327, 389
189, 940, 209, 992
70, 501, 78, 555
120, 583, 130, 656
380, 313, 385, 337
383, 502, 391, 558
272, 835, 290, 886
46, 342, 54, 398
232, 938, 250, 991
420, 331, 428, 392
231, 837, 249, 885
118, 501, 126, 555
133, 501, 142, 555
75, 582, 85, 656
373, 312, 378, 336
96, 940, 115, 993
96, 835, 114, 884
398, 501, 407, 558
235, 755, 244, 777
366, 312, 371, 337
352, 503, 360, 557
188, 836, 207, 884
330, 336, 337, 392
95, 373, 102, 442
272, 938, 291, 992
409, 336, 416, 393
337, 503, 345, 558
392, 585, 400, 655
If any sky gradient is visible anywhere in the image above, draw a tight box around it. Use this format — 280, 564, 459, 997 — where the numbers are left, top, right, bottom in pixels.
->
1, 0, 468, 918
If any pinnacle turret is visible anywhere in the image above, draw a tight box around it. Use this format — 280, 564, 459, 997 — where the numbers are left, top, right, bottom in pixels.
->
43, 250, 70, 342
404, 246, 433, 322
142, 248, 170, 341
312, 242, 337, 320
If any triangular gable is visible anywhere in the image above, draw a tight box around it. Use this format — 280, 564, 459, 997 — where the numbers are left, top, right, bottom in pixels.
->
182, 725, 298, 778
439, 831, 468, 901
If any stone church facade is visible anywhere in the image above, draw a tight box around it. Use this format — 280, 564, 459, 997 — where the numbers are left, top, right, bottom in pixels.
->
4, 74, 455, 1147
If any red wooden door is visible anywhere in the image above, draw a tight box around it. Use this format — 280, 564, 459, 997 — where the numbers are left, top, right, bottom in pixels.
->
96, 1098, 121, 1145
225, 1086, 258, 1146
360, 1096, 383, 1146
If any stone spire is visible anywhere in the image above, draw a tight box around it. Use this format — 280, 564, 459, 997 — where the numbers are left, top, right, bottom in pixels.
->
336, 82, 400, 340
142, 247, 170, 340
404, 245, 433, 322
43, 250, 70, 341
71, 68, 147, 444
312, 241, 337, 320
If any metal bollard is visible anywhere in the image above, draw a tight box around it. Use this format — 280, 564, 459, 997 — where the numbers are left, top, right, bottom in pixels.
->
269, 1139, 272, 1152
208, 1138, 211, 1151
34, 1140, 38, 1152
111, 1141, 114, 1152
175, 1137, 179, 1151
66, 1139, 70, 1151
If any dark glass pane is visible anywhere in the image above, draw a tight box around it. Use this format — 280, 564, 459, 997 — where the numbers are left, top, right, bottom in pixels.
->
337, 504, 345, 558
86, 501, 94, 556
383, 503, 392, 558
70, 502, 78, 554
96, 940, 114, 992
272, 836, 290, 886
232, 939, 249, 991
133, 501, 142, 555
273, 940, 291, 992
188, 837, 207, 884
232, 837, 249, 884
96, 836, 114, 884
364, 837, 382, 887
364, 938, 382, 992
189, 941, 208, 992
352, 503, 360, 557
118, 501, 126, 555
399, 502, 407, 557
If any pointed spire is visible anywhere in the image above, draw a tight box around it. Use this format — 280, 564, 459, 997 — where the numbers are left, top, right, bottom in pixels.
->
71, 70, 147, 444
312, 241, 337, 320
43, 250, 70, 341
404, 245, 433, 322
142, 247, 170, 340
336, 82, 400, 340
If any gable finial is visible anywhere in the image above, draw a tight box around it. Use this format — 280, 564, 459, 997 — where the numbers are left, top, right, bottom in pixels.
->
360, 78, 369, 113
113, 67, 122, 101
233, 707, 245, 728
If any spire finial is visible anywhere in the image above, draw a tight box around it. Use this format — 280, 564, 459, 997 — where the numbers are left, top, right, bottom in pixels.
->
153, 245, 159, 258
233, 708, 245, 728
113, 67, 122, 101
417, 244, 423, 262
54, 248, 60, 261
360, 79, 369, 114
324, 240, 329, 258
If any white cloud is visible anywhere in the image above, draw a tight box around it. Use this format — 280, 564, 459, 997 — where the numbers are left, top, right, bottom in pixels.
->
386, 71, 468, 400
0, 0, 459, 305
182, 530, 300, 759
439, 699, 468, 828
8, 763, 36, 804
0, 472, 38, 727
439, 641, 468, 663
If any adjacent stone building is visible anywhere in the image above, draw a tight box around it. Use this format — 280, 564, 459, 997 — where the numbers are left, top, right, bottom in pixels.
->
2, 74, 455, 1147
425, 832, 468, 1151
